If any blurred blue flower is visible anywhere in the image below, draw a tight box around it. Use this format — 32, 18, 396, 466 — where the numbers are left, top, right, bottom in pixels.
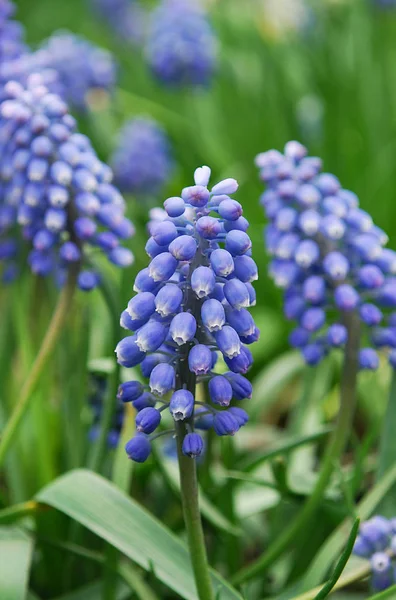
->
145, 0, 217, 87
91, 0, 146, 46
111, 117, 174, 199
0, 76, 134, 289
0, 0, 27, 63
257, 141, 396, 369
353, 516, 396, 592
116, 166, 258, 462
89, 373, 124, 449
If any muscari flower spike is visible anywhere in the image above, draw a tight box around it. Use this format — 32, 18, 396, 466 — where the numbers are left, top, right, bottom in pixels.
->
0, 75, 134, 288
116, 166, 258, 462
257, 141, 396, 371
145, 0, 217, 87
353, 516, 396, 592
111, 117, 174, 199
0, 0, 27, 64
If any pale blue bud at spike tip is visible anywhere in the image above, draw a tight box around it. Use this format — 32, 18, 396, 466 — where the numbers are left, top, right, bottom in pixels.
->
0, 76, 134, 289
257, 141, 396, 370
118, 166, 257, 461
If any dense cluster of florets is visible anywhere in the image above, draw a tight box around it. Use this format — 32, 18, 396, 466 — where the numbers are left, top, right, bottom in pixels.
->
115, 166, 258, 462
257, 141, 396, 370
91, 0, 146, 46
0, 0, 27, 63
145, 0, 217, 87
111, 117, 174, 199
353, 516, 396, 592
0, 76, 134, 288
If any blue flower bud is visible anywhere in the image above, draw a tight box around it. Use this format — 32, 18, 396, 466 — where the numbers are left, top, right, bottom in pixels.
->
225, 230, 252, 255
300, 307, 326, 332
371, 328, 396, 348
213, 411, 240, 436
284, 295, 306, 320
210, 248, 234, 276
316, 172, 340, 195
208, 375, 233, 406
323, 251, 349, 281
295, 183, 320, 207
298, 209, 320, 236
358, 265, 385, 289
334, 284, 360, 311
78, 270, 99, 291
148, 252, 178, 282
44, 208, 67, 232
149, 363, 175, 396
188, 344, 212, 375
117, 381, 144, 402
164, 196, 185, 217
154, 284, 182, 317
224, 279, 250, 309
168, 234, 197, 261
302, 276, 326, 305
201, 299, 225, 332
140, 353, 167, 378
74, 217, 97, 239
191, 266, 216, 298
182, 185, 210, 207
327, 324, 347, 346
320, 215, 345, 241
224, 216, 249, 233
59, 241, 81, 262
275, 207, 297, 232
371, 553, 392, 592
225, 372, 252, 400
378, 282, 396, 308
215, 325, 241, 359
108, 247, 134, 267
136, 321, 168, 352
127, 292, 156, 322
125, 434, 151, 462
196, 216, 222, 239
345, 208, 373, 232
182, 432, 204, 458
218, 199, 242, 221
136, 407, 161, 434
228, 406, 249, 427
302, 343, 325, 366
226, 308, 255, 337
289, 327, 310, 348
211, 178, 238, 195
359, 348, 379, 370
151, 220, 178, 246
360, 303, 383, 326
170, 312, 197, 345
115, 336, 146, 367
170, 389, 194, 421
295, 239, 319, 268
145, 237, 169, 259
233, 255, 258, 283
353, 535, 372, 558
194, 166, 211, 186
225, 345, 253, 374
133, 392, 157, 412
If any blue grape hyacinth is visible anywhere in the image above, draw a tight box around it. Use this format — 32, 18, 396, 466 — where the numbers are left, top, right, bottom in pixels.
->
111, 117, 174, 199
257, 141, 396, 370
145, 0, 217, 87
116, 166, 258, 462
353, 516, 396, 592
88, 373, 124, 449
0, 76, 134, 289
0, 0, 27, 63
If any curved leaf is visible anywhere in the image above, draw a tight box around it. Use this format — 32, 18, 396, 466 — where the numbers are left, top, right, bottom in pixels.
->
0, 526, 33, 600
36, 469, 242, 600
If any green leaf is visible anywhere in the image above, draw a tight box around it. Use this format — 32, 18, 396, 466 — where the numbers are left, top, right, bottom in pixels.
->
0, 526, 34, 600
367, 584, 396, 599
375, 370, 396, 516
249, 351, 304, 419
156, 453, 242, 537
50, 580, 130, 600
36, 469, 243, 600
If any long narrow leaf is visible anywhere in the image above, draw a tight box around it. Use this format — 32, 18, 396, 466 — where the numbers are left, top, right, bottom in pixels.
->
0, 526, 34, 600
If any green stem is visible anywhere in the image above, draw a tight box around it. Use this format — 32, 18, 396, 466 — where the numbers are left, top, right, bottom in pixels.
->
175, 420, 214, 600
0, 269, 78, 468
232, 313, 361, 586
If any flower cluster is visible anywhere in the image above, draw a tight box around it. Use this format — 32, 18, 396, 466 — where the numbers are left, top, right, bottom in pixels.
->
353, 516, 396, 592
115, 166, 258, 462
257, 141, 396, 370
0, 76, 134, 288
111, 117, 174, 199
0, 0, 27, 63
88, 373, 124, 449
0, 31, 116, 112
91, 0, 146, 46
145, 0, 217, 87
